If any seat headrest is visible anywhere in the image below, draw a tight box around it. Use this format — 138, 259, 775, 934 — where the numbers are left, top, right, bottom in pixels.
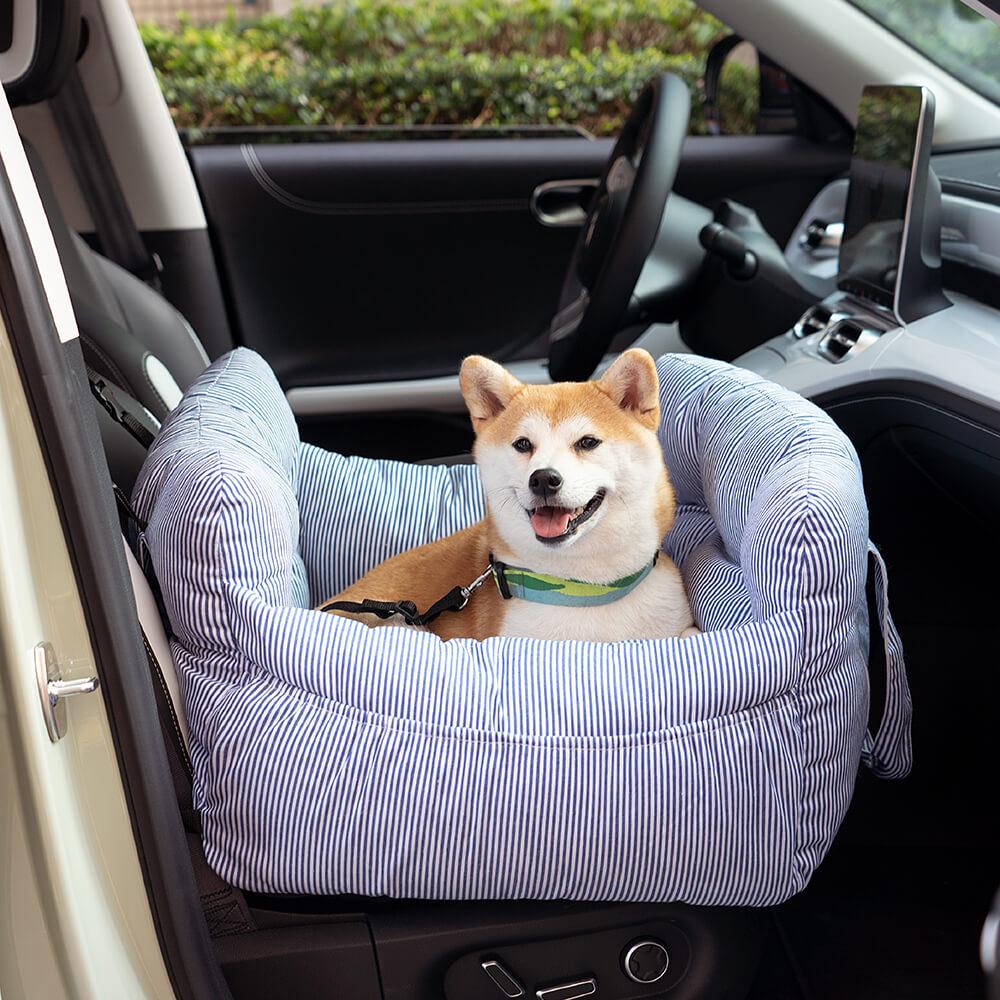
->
1, 0, 81, 107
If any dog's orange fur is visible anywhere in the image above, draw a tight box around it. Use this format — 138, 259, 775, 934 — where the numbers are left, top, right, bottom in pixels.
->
323, 524, 503, 640
319, 349, 675, 640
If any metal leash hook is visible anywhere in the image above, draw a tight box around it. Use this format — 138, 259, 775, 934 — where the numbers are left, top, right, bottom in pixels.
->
457, 564, 494, 610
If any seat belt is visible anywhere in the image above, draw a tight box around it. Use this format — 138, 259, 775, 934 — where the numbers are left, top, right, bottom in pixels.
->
87, 364, 158, 450
95, 373, 257, 937
141, 620, 257, 938
50, 64, 163, 290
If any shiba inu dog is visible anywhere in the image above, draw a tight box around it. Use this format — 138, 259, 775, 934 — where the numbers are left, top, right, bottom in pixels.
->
322, 348, 696, 642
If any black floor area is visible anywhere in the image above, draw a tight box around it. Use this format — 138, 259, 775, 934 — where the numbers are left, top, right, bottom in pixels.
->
751, 619, 1000, 999
747, 414, 1000, 1000
756, 832, 998, 999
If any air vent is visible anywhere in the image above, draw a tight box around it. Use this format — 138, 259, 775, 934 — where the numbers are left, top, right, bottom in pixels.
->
817, 318, 879, 364
792, 304, 846, 340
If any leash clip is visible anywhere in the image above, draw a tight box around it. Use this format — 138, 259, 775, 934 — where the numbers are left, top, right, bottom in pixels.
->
457, 564, 494, 609
321, 562, 495, 628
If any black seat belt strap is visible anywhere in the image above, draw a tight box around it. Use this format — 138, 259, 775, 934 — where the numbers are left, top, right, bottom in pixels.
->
50, 64, 163, 290
111, 476, 175, 641
87, 364, 158, 449
140, 627, 257, 938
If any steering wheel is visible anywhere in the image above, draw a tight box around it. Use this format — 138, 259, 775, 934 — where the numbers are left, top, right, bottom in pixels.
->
548, 74, 691, 382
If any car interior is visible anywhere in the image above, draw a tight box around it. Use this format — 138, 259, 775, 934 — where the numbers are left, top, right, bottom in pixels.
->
1, 0, 999, 998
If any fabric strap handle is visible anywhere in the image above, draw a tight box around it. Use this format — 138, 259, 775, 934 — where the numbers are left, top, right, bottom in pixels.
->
861, 542, 913, 779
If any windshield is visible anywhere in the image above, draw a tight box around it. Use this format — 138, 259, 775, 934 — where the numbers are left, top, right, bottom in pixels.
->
851, 0, 1000, 105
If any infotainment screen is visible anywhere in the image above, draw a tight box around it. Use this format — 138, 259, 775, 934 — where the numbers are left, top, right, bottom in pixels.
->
838, 86, 927, 311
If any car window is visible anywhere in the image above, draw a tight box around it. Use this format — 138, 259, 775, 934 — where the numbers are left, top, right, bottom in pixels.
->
850, 0, 1000, 105
132, 0, 759, 137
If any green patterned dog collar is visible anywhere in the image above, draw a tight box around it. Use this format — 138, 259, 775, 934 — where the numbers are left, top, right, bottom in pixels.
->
491, 553, 658, 607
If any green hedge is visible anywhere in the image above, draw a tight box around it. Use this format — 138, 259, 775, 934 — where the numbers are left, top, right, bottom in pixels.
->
140, 0, 759, 135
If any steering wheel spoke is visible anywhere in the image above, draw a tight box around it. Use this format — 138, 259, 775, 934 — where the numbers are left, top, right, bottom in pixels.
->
549, 289, 590, 344
548, 74, 691, 382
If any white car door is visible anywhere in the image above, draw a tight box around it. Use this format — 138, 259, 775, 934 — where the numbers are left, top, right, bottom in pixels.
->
0, 85, 176, 1000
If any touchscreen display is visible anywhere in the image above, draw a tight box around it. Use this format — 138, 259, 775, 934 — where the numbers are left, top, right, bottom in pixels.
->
838, 86, 924, 309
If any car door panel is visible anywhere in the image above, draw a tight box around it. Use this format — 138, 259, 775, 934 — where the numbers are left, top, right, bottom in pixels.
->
188, 132, 849, 458
189, 137, 610, 388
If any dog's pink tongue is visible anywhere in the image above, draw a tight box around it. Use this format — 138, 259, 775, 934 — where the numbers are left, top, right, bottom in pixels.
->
531, 506, 572, 538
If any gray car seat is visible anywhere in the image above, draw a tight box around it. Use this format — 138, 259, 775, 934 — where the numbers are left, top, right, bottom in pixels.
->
2, 9, 766, 1000
5, 2, 210, 488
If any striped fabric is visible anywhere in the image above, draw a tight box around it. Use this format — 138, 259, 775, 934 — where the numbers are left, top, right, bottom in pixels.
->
132, 348, 911, 904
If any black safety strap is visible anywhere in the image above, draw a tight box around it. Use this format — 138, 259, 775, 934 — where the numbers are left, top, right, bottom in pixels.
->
186, 831, 258, 939
87, 363, 165, 613
139, 624, 196, 818
121, 489, 257, 937
140, 622, 257, 938
96, 384, 255, 936
319, 564, 494, 626
87, 364, 157, 450
50, 65, 163, 289
112, 475, 175, 644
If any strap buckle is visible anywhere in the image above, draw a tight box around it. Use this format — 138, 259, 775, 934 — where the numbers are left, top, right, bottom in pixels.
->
489, 554, 513, 599
89, 373, 118, 422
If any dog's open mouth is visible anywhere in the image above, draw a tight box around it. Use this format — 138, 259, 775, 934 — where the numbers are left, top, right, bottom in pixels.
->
527, 489, 606, 543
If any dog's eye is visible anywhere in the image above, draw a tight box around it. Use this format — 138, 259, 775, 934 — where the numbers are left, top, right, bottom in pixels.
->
575, 436, 601, 451
512, 437, 533, 454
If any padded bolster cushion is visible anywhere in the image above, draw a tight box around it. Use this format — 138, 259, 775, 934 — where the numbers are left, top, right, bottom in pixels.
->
133, 348, 911, 904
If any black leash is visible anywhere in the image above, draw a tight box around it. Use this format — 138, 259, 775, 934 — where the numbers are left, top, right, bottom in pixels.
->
319, 564, 494, 627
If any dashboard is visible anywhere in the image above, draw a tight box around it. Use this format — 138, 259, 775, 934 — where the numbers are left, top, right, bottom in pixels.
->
736, 143, 1000, 417
733, 144, 1000, 540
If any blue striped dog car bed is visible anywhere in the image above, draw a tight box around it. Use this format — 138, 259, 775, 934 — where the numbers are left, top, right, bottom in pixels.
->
132, 348, 911, 904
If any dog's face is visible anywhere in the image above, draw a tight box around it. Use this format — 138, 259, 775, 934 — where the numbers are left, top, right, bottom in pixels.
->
459, 349, 675, 579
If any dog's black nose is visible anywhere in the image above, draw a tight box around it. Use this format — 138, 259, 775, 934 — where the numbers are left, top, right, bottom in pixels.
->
529, 467, 563, 497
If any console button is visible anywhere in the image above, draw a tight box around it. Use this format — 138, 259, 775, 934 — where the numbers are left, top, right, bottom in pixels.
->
535, 979, 597, 1000
623, 939, 670, 984
481, 959, 525, 998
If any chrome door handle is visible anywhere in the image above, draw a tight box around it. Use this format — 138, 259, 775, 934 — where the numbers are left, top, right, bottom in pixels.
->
530, 179, 599, 227
35, 642, 100, 742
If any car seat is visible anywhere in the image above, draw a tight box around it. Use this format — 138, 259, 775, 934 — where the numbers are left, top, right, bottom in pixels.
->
2, 7, 768, 998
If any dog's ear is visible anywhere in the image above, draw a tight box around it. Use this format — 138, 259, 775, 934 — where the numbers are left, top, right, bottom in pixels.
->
597, 349, 660, 429
460, 356, 523, 427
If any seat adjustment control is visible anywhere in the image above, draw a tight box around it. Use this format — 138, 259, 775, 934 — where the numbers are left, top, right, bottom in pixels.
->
535, 979, 597, 1000
482, 959, 525, 998
623, 938, 670, 984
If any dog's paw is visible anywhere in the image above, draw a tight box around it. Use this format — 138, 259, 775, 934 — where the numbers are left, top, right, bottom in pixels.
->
680, 626, 701, 639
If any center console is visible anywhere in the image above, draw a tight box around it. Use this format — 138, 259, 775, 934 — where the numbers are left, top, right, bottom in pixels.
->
746, 84, 951, 378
